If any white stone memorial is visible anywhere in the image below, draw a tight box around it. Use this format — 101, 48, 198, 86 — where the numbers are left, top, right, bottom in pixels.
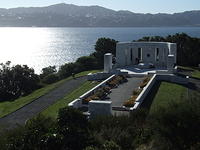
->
115, 42, 177, 69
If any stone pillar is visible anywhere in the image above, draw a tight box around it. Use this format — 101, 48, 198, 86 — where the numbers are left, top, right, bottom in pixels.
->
167, 54, 175, 73
104, 53, 112, 73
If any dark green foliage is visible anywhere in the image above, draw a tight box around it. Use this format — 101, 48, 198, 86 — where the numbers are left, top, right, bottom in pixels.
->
57, 107, 91, 150
42, 73, 59, 84
1, 98, 200, 150
58, 63, 77, 79
148, 98, 200, 150
1, 115, 56, 150
76, 56, 99, 70
138, 33, 200, 67
0, 61, 41, 101
92, 37, 118, 67
40, 66, 57, 79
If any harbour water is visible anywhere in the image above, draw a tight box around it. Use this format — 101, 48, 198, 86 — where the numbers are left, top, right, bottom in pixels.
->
0, 27, 200, 73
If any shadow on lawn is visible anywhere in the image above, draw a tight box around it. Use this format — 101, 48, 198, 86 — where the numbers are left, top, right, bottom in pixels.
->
140, 81, 161, 111
140, 80, 198, 112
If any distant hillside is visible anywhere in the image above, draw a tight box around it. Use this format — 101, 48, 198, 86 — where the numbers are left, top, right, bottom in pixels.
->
0, 3, 200, 27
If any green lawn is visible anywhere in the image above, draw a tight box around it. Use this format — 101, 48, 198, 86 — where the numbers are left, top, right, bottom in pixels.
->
0, 70, 101, 118
150, 82, 187, 114
41, 81, 98, 119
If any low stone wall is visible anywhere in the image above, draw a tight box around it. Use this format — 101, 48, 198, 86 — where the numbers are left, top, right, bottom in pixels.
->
156, 74, 189, 84
68, 75, 116, 108
130, 74, 157, 110
68, 99, 81, 108
80, 74, 115, 100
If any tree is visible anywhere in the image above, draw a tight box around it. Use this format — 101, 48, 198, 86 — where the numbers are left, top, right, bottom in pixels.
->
40, 66, 57, 79
57, 107, 90, 150
58, 63, 78, 79
76, 56, 99, 70
0, 61, 40, 101
93, 38, 118, 66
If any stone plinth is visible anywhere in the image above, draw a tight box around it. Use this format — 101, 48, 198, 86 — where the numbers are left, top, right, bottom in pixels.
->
89, 100, 112, 118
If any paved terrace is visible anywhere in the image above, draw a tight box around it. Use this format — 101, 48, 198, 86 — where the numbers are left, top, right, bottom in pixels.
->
109, 77, 144, 107
119, 66, 168, 75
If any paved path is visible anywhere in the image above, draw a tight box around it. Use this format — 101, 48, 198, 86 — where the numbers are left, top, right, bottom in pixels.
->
109, 77, 144, 107
0, 76, 87, 129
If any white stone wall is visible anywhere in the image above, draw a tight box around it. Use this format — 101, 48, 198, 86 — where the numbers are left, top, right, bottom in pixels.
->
116, 42, 177, 68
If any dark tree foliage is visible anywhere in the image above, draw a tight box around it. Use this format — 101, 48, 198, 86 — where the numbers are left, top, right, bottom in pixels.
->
93, 37, 118, 66
1, 98, 200, 150
0, 61, 41, 101
76, 56, 99, 70
138, 33, 200, 66
42, 74, 59, 84
57, 107, 91, 150
94, 38, 117, 56
40, 66, 57, 79
58, 63, 79, 79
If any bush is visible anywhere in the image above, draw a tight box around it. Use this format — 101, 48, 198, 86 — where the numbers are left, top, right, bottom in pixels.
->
77, 56, 99, 70
123, 96, 137, 107
42, 73, 59, 84
58, 63, 77, 79
102, 140, 121, 150
40, 66, 57, 79
0, 61, 41, 101
139, 77, 151, 89
148, 99, 200, 150
57, 107, 91, 150
132, 88, 142, 96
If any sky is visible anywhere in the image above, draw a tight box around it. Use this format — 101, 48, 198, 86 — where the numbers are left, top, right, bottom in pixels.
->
0, 0, 200, 14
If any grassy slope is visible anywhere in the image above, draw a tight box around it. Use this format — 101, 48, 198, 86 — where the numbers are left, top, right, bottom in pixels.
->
150, 82, 187, 113
41, 81, 98, 119
0, 70, 101, 118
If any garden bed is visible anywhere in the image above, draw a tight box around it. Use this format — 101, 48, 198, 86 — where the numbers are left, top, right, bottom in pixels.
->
123, 77, 151, 108
82, 75, 128, 104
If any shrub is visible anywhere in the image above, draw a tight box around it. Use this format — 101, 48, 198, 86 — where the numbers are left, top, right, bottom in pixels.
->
40, 66, 57, 79
57, 107, 90, 150
148, 98, 200, 150
123, 96, 137, 107
133, 88, 142, 96
42, 73, 59, 84
102, 140, 121, 150
76, 56, 99, 70
139, 77, 151, 89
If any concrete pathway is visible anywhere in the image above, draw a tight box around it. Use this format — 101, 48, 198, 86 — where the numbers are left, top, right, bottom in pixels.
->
0, 76, 87, 129
109, 77, 144, 107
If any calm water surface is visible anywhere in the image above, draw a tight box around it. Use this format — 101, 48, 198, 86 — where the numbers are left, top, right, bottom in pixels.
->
0, 27, 200, 73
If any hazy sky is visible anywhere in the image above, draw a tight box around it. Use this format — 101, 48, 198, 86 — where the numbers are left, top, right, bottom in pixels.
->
1, 0, 200, 14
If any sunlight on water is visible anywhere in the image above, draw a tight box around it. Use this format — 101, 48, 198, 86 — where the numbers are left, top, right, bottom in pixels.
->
0, 28, 51, 72
0, 27, 199, 74
0, 27, 91, 74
